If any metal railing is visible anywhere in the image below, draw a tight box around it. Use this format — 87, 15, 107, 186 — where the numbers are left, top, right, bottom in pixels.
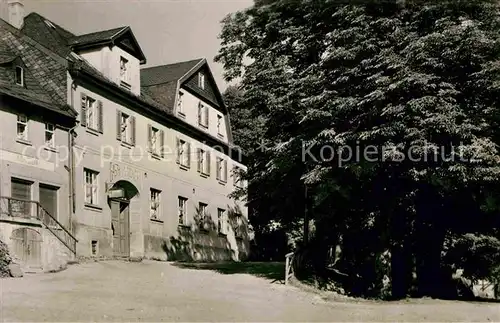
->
285, 252, 294, 285
0, 196, 77, 255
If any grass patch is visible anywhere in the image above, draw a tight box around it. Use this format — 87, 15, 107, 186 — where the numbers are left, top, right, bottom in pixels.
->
173, 261, 285, 282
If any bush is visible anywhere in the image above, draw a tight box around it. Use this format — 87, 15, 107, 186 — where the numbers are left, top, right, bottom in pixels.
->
0, 239, 12, 277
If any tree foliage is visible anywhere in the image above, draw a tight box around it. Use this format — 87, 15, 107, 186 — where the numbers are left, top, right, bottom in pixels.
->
219, 0, 500, 298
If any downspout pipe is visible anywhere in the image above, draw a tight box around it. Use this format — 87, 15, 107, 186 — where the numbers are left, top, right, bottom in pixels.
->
60, 79, 78, 234
69, 80, 78, 234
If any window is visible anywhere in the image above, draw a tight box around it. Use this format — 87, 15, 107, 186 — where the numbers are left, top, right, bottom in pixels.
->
45, 123, 55, 148
235, 214, 244, 238
198, 72, 205, 89
16, 114, 28, 141
176, 138, 191, 168
198, 102, 209, 128
197, 148, 210, 175
150, 189, 161, 220
117, 111, 135, 145
81, 94, 103, 132
120, 56, 129, 83
91, 240, 98, 256
178, 196, 187, 225
198, 202, 208, 229
177, 92, 184, 116
217, 208, 227, 235
233, 166, 243, 188
15, 66, 23, 86
216, 157, 228, 182
148, 125, 163, 157
84, 169, 99, 206
217, 114, 223, 136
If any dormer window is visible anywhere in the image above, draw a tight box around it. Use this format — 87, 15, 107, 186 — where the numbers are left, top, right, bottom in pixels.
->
198, 72, 205, 90
15, 66, 23, 86
177, 91, 184, 117
120, 56, 129, 85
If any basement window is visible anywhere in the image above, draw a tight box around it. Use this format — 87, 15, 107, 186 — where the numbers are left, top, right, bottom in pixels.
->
15, 66, 23, 86
91, 240, 98, 256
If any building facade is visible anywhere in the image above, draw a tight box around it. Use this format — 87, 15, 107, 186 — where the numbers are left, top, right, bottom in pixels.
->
0, 1, 249, 270
0, 14, 78, 272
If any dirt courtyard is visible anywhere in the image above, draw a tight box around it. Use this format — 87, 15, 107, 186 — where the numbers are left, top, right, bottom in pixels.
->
0, 260, 499, 322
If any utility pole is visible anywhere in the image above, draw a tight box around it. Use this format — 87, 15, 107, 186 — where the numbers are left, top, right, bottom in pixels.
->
303, 184, 309, 244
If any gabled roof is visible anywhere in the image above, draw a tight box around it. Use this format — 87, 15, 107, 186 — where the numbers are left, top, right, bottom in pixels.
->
70, 26, 146, 64
141, 58, 203, 86
22, 12, 75, 58
0, 17, 76, 118
69, 26, 126, 46
22, 13, 146, 64
140, 58, 234, 143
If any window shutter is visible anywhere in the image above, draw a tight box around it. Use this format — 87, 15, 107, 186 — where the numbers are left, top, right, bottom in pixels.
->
130, 116, 136, 146
116, 110, 122, 141
175, 137, 180, 164
186, 142, 191, 167
197, 103, 202, 125
207, 151, 211, 175
81, 93, 87, 127
97, 100, 103, 133
160, 130, 165, 158
223, 160, 228, 182
204, 106, 209, 127
216, 158, 220, 181
147, 124, 152, 152
233, 166, 237, 185
197, 148, 201, 173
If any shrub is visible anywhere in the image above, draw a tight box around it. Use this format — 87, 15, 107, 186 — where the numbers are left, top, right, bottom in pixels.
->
0, 240, 12, 277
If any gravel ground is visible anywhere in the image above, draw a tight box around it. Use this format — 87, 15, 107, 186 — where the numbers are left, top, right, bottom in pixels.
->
0, 260, 499, 322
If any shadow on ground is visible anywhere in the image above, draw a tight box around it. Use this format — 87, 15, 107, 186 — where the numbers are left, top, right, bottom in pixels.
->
173, 261, 285, 283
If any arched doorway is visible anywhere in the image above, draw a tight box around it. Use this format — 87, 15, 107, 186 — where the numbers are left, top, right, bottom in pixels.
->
10, 228, 42, 269
108, 180, 139, 257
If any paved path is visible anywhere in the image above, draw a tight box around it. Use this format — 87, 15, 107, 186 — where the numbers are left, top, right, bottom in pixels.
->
1, 260, 499, 322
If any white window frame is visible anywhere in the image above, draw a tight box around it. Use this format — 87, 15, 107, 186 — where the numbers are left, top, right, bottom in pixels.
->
85, 96, 99, 131
120, 56, 129, 84
17, 114, 28, 141
178, 196, 187, 225
84, 169, 99, 206
198, 103, 209, 128
177, 91, 184, 116
217, 114, 223, 136
178, 139, 190, 167
120, 113, 132, 144
217, 208, 227, 235
15, 66, 23, 86
216, 157, 228, 182
150, 126, 160, 156
198, 72, 205, 89
150, 188, 161, 220
45, 123, 55, 148
198, 149, 210, 175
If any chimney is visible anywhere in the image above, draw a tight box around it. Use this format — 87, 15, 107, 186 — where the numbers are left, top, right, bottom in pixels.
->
7, 0, 23, 29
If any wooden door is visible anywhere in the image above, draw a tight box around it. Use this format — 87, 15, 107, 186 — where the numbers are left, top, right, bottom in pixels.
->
39, 184, 58, 224
11, 228, 42, 268
11, 179, 32, 217
111, 200, 130, 257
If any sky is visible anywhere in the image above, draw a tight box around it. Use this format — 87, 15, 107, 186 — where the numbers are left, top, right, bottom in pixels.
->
23, 0, 253, 90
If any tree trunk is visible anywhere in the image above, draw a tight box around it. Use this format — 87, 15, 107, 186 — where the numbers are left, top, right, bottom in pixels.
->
390, 211, 411, 299
415, 225, 446, 297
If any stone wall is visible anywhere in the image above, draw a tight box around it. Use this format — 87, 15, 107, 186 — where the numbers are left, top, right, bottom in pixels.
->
0, 221, 74, 273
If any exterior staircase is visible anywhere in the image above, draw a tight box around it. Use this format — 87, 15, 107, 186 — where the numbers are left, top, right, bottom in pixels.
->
0, 196, 77, 272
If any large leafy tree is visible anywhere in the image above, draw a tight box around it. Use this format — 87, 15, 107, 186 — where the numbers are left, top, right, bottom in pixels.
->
218, 0, 500, 298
